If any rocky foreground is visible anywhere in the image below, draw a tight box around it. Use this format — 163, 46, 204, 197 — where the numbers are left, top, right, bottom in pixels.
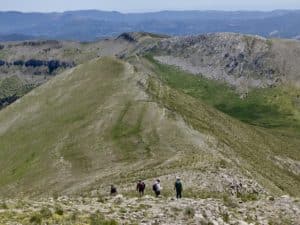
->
0, 194, 299, 225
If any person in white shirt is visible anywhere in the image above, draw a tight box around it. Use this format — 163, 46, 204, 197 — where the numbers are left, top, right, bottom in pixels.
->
153, 179, 161, 197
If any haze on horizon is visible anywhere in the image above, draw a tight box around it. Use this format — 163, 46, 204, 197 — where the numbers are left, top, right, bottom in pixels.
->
1, 0, 300, 13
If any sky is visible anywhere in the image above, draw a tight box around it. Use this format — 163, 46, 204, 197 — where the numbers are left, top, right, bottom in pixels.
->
1, 0, 300, 13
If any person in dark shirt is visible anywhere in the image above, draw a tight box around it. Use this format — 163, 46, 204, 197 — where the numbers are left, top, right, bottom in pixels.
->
136, 180, 146, 197
174, 177, 183, 199
110, 185, 117, 196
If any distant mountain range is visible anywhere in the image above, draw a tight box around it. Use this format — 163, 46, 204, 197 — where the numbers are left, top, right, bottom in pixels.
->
0, 10, 300, 41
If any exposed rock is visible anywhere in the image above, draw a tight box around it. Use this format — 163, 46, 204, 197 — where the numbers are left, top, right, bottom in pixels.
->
1, 195, 299, 225
138, 33, 292, 92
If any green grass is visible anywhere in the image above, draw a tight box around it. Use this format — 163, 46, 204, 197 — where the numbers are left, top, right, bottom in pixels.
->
144, 56, 300, 196
184, 207, 195, 218
90, 213, 118, 225
111, 102, 147, 160
0, 56, 186, 196
0, 49, 8, 58
237, 192, 259, 202
0, 55, 299, 198
0, 76, 35, 99
29, 213, 42, 224
112, 102, 144, 140
146, 55, 300, 132
0, 58, 126, 194
0, 76, 36, 110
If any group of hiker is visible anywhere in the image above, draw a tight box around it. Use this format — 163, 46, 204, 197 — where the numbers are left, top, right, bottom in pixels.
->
110, 177, 183, 199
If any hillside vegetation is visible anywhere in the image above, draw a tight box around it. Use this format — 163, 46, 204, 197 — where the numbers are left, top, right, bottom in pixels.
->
0, 57, 219, 197
0, 56, 299, 199
0, 76, 35, 109
146, 55, 300, 133
0, 33, 300, 224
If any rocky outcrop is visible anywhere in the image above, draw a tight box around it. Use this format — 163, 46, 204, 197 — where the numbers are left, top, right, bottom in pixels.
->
140, 33, 286, 91
0, 195, 299, 225
0, 59, 75, 74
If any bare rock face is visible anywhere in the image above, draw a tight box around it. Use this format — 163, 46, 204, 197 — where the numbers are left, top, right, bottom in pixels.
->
142, 33, 285, 92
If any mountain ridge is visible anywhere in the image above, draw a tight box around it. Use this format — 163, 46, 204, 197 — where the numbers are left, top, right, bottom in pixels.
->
1, 10, 300, 41
0, 32, 300, 224
0, 55, 299, 198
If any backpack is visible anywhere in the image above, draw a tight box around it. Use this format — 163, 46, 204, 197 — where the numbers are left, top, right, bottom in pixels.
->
175, 181, 182, 191
152, 183, 157, 191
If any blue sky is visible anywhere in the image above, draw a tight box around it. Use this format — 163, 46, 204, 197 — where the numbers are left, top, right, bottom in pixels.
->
1, 0, 300, 12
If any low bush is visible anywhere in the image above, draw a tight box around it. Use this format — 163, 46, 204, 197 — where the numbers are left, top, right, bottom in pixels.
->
29, 214, 42, 224
184, 207, 195, 218
90, 213, 119, 225
54, 205, 64, 215
40, 207, 52, 219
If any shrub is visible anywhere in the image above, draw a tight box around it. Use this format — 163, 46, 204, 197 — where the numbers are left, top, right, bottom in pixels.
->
184, 207, 195, 218
97, 195, 105, 203
54, 205, 64, 215
52, 192, 59, 200
0, 60, 6, 66
223, 195, 238, 208
70, 212, 78, 222
238, 192, 258, 202
90, 213, 119, 225
222, 212, 230, 223
48, 60, 60, 74
40, 207, 52, 219
25, 59, 46, 67
29, 214, 42, 224
0, 201, 8, 209
219, 159, 227, 168
13, 60, 24, 66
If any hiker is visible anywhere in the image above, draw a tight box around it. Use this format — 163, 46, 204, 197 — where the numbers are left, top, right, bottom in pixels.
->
136, 180, 146, 196
174, 177, 183, 199
153, 179, 161, 197
230, 181, 242, 197
110, 185, 117, 196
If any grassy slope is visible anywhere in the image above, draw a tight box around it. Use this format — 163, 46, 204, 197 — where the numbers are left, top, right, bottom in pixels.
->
0, 57, 218, 197
146, 56, 300, 160
143, 56, 300, 196
0, 58, 127, 195
0, 39, 134, 110
0, 55, 299, 198
146, 55, 300, 132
